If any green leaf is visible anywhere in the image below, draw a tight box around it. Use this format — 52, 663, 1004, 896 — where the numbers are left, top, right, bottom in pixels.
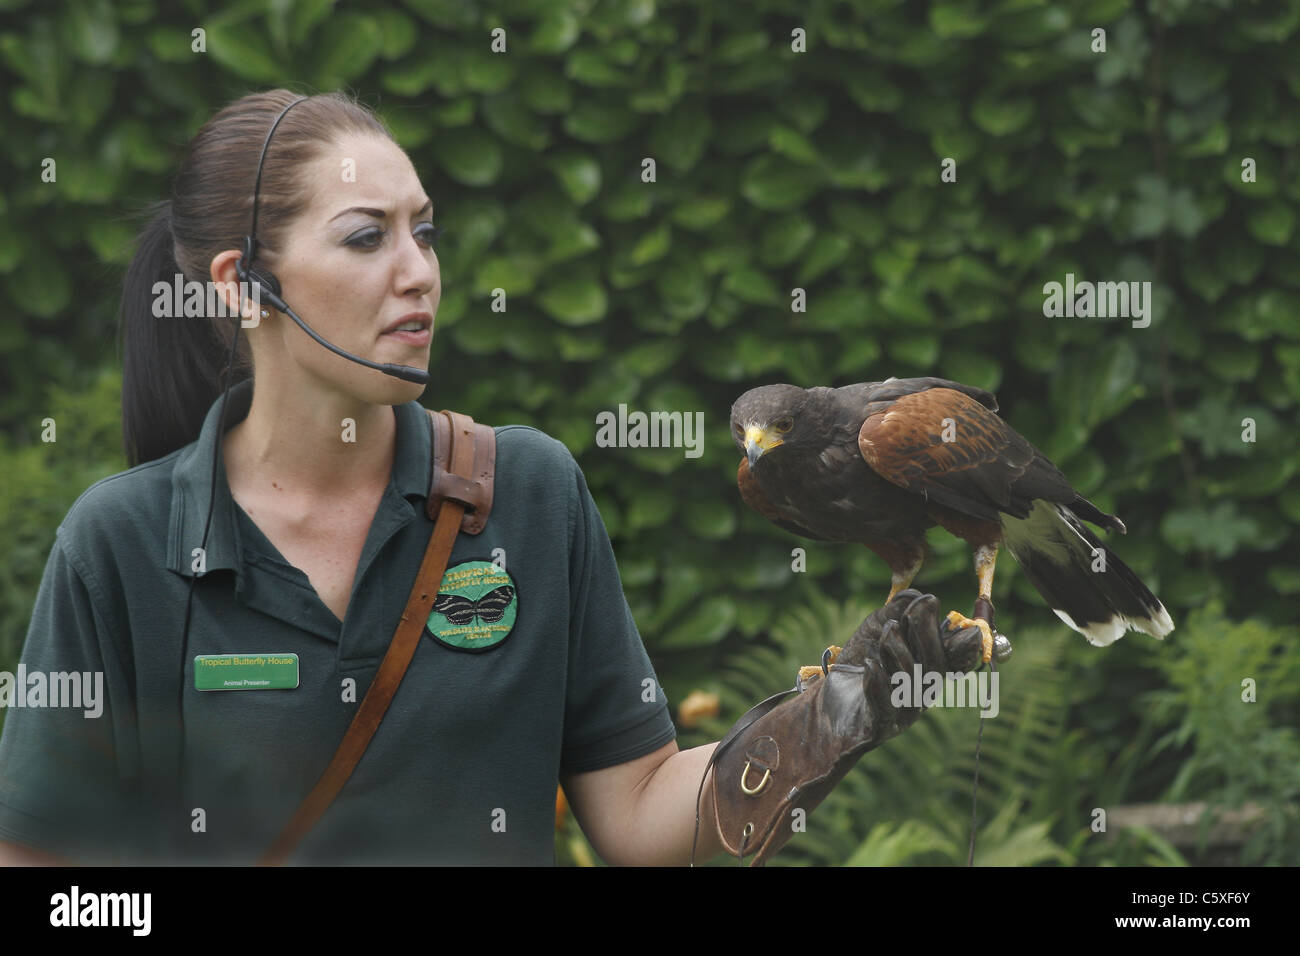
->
796, 232, 852, 283
87, 219, 136, 266
63, 0, 119, 65
629, 221, 672, 266
537, 274, 607, 325
740, 155, 825, 210
1049, 339, 1141, 433
939, 351, 1002, 393
310, 14, 382, 88
971, 90, 1036, 135
721, 267, 781, 306
518, 64, 572, 113
548, 151, 601, 205
1247, 203, 1295, 245
6, 249, 70, 318
373, 8, 416, 58
846, 820, 957, 867
759, 212, 815, 267
1203, 341, 1261, 381
802, 285, 868, 331
624, 485, 677, 531
657, 596, 736, 650
613, 340, 682, 379
431, 129, 503, 186
461, 50, 515, 93
768, 125, 820, 164
565, 48, 629, 87
833, 337, 883, 377
564, 100, 639, 143
481, 93, 551, 150
528, 9, 581, 54
670, 196, 732, 231
288, 0, 336, 45
1265, 566, 1300, 596
650, 105, 711, 172
683, 499, 737, 540
656, 256, 711, 319
146, 26, 197, 62
845, 68, 903, 112
473, 255, 544, 296
1161, 501, 1259, 559
929, 3, 989, 38
887, 333, 940, 368
206, 20, 282, 82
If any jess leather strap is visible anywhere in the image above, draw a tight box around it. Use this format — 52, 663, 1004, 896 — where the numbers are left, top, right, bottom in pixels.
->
259, 408, 495, 865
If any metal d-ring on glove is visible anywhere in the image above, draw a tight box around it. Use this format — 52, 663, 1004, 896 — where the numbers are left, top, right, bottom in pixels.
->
692, 589, 1007, 866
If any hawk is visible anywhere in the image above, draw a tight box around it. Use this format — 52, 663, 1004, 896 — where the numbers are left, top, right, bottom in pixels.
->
730, 377, 1174, 663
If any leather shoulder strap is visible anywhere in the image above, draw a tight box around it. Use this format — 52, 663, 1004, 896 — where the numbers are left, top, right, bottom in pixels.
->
260, 410, 490, 865
427, 409, 496, 534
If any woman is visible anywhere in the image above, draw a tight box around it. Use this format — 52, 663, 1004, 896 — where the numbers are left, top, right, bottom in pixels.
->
0, 89, 977, 866
0, 89, 719, 865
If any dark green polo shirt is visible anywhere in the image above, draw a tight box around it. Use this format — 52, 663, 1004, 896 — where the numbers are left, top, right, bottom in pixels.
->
0, 378, 676, 864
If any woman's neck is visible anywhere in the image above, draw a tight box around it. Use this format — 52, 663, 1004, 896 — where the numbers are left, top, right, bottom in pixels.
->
222, 386, 397, 507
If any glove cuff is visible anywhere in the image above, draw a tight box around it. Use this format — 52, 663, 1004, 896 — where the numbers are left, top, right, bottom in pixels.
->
707, 662, 900, 865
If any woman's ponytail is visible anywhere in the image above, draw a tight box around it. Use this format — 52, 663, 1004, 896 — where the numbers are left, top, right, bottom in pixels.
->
118, 199, 242, 467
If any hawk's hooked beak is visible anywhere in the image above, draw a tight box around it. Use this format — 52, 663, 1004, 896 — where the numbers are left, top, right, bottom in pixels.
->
745, 424, 782, 467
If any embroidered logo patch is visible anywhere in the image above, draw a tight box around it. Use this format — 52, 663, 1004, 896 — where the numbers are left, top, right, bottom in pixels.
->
425, 560, 519, 652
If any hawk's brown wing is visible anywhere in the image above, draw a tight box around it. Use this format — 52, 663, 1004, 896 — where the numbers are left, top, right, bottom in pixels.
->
857, 387, 1075, 524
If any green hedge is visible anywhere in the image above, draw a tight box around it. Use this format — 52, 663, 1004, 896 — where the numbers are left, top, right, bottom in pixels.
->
2, 0, 1298, 864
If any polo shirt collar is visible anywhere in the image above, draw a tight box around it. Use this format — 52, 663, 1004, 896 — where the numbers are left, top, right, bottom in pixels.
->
167, 378, 432, 579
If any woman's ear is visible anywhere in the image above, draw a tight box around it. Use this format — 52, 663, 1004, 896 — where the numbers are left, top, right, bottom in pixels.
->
209, 248, 266, 326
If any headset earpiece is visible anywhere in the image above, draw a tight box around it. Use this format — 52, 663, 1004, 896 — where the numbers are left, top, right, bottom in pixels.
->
235, 235, 287, 312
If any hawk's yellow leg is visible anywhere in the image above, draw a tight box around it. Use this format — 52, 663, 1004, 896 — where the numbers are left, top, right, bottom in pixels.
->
947, 543, 999, 663
885, 555, 924, 604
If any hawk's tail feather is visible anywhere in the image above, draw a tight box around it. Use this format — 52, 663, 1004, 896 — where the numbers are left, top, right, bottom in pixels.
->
1001, 501, 1173, 647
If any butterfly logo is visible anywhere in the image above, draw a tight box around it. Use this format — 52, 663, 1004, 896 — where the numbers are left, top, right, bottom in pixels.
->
432, 585, 516, 626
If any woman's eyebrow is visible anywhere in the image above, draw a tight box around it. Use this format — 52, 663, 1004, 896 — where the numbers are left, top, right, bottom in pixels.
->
330, 198, 434, 221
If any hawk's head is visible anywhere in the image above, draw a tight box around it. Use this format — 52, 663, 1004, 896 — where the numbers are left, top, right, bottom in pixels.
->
730, 384, 813, 468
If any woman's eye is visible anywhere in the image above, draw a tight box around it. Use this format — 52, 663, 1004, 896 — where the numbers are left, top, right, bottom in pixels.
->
345, 224, 443, 250
345, 228, 381, 248
415, 223, 443, 247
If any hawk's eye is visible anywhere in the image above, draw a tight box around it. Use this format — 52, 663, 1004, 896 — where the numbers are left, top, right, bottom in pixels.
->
773, 417, 794, 433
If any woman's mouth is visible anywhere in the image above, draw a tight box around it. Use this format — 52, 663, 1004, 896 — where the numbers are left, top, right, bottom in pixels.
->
381, 313, 433, 345
381, 327, 431, 346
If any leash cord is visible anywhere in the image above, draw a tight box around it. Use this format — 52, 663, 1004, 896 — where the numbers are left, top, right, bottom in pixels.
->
966, 651, 998, 866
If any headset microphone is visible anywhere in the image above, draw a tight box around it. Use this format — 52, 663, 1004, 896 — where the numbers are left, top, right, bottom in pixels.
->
234, 241, 430, 385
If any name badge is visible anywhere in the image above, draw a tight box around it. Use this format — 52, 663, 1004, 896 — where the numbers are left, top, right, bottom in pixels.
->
194, 654, 300, 691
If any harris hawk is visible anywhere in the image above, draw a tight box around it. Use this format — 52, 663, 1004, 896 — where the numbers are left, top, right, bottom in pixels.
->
730, 377, 1174, 664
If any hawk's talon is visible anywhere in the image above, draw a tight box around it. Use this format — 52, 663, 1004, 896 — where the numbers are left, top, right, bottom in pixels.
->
797, 664, 823, 683
798, 644, 843, 685
946, 610, 995, 664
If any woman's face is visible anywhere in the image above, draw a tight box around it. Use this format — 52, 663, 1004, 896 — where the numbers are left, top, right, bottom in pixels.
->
253, 131, 440, 405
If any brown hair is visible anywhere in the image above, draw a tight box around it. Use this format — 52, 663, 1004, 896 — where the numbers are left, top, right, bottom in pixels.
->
118, 89, 395, 466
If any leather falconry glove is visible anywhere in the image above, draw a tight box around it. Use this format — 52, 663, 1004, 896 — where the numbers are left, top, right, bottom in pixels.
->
698, 589, 1002, 866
